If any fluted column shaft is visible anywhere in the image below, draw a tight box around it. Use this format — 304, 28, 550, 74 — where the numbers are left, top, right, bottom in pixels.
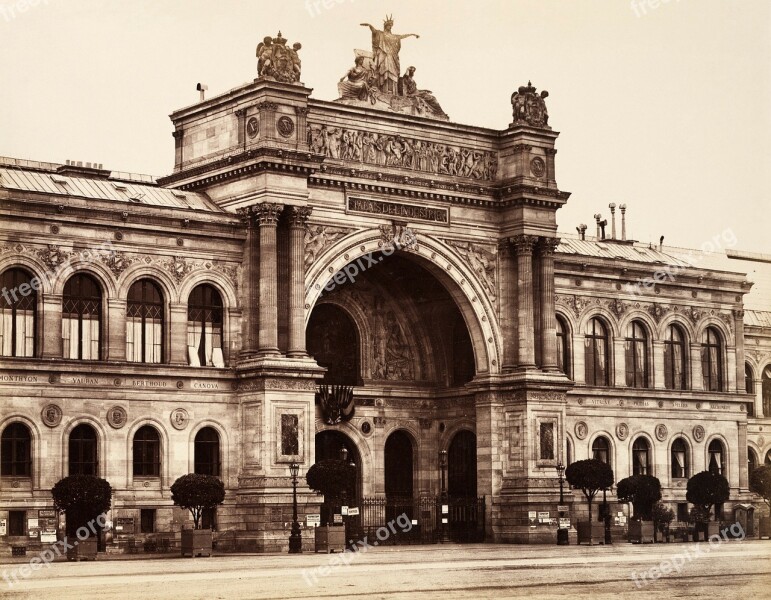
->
512, 235, 538, 368
287, 206, 312, 357
539, 237, 560, 371
255, 203, 282, 355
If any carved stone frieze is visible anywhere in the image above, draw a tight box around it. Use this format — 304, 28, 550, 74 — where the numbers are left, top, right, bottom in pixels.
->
304, 224, 355, 270
307, 122, 498, 181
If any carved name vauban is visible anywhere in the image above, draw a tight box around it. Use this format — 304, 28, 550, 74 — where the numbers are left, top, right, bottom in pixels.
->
347, 196, 448, 224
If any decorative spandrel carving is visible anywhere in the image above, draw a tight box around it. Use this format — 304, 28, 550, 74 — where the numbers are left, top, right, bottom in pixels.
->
304, 225, 354, 270
379, 223, 418, 252
334, 16, 448, 120
36, 244, 74, 270
256, 32, 302, 84
510, 81, 550, 128
307, 123, 498, 181
445, 240, 497, 302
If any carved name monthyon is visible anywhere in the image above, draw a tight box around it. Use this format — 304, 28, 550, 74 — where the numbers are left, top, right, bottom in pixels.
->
307, 123, 498, 181
347, 197, 448, 224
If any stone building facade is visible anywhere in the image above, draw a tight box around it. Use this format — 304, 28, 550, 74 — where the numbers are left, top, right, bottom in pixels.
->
1, 26, 770, 553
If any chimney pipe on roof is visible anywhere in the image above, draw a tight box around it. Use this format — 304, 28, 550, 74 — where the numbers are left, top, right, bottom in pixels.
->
576, 224, 587, 241
620, 204, 627, 241
659, 235, 664, 251
196, 82, 209, 102
608, 203, 617, 240
593, 214, 602, 239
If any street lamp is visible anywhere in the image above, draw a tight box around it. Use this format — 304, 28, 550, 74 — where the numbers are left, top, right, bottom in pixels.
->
288, 462, 302, 554
439, 449, 449, 543
555, 462, 569, 545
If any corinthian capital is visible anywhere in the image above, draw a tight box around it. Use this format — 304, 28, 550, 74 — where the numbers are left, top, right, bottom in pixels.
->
538, 237, 561, 256
253, 202, 283, 225
509, 234, 539, 256
286, 206, 312, 228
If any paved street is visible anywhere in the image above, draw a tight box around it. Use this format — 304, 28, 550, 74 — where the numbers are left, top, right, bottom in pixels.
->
1, 540, 769, 599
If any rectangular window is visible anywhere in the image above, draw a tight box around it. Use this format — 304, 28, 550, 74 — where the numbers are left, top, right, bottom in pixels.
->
201, 508, 216, 531
140, 509, 155, 534
714, 503, 724, 521
677, 503, 689, 522
281, 414, 299, 456
8, 511, 25, 536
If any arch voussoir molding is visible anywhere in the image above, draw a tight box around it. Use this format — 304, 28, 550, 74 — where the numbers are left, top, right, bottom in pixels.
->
304, 228, 501, 375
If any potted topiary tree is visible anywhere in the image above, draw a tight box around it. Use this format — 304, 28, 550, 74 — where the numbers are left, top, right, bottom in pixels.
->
749, 464, 771, 539
617, 475, 661, 543
51, 475, 112, 561
171, 473, 225, 557
306, 458, 355, 552
566, 459, 614, 545
651, 501, 675, 542
686, 470, 729, 541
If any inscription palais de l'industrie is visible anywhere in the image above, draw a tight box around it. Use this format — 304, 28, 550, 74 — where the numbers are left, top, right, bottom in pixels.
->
347, 196, 449, 224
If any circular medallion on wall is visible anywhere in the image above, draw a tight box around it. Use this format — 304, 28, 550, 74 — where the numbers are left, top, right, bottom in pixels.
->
530, 157, 546, 178
616, 423, 629, 441
655, 424, 668, 442
170, 408, 190, 430
41, 404, 62, 428
246, 116, 259, 138
575, 421, 588, 440
107, 406, 127, 429
276, 116, 295, 138
361, 421, 372, 435
756, 436, 764, 447
692, 425, 705, 443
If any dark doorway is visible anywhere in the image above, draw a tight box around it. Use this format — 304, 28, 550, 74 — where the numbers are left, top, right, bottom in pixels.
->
307, 304, 360, 385
315, 430, 361, 529
385, 430, 414, 499
448, 430, 477, 498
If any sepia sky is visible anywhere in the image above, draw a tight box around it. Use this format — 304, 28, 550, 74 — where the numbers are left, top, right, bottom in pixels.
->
1, 0, 769, 253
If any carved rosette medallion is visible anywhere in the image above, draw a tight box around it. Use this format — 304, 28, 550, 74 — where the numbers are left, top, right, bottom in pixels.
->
170, 408, 190, 430
616, 423, 629, 441
107, 406, 128, 429
41, 404, 63, 428
655, 424, 668, 442
276, 116, 295, 138
530, 157, 546, 178
575, 421, 588, 440
692, 425, 705, 443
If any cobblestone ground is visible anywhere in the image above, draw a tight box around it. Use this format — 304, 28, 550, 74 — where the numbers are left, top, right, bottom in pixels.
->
1, 540, 769, 599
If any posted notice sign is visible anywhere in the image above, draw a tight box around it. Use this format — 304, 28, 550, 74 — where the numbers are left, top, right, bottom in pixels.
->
306, 514, 321, 526
347, 507, 360, 516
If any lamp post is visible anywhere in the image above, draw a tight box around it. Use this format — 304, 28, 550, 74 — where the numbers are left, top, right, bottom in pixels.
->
439, 449, 449, 543
556, 462, 569, 545
602, 485, 612, 545
288, 462, 302, 554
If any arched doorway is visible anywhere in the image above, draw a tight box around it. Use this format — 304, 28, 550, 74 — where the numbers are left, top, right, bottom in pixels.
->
315, 430, 361, 529
448, 430, 477, 498
384, 430, 414, 500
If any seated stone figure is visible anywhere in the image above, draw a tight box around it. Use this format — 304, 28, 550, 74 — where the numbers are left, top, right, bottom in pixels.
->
397, 66, 448, 119
338, 56, 376, 103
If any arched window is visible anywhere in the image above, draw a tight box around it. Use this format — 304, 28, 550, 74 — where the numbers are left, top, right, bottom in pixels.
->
187, 285, 224, 367
763, 366, 771, 416
663, 324, 686, 390
745, 363, 755, 394
556, 315, 571, 377
0, 269, 36, 357
671, 438, 688, 479
708, 439, 725, 475
766, 450, 771, 466
1, 422, 31, 477
307, 304, 361, 385
62, 274, 102, 360
748, 448, 758, 476
566, 437, 573, 466
127, 279, 164, 364
133, 426, 160, 477
194, 427, 220, 476
632, 438, 650, 476
625, 321, 649, 388
701, 327, 723, 392
585, 318, 609, 386
69, 424, 97, 476
592, 436, 611, 466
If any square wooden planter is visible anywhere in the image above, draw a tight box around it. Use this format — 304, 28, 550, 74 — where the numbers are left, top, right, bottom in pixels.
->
181, 529, 213, 558
576, 521, 606, 545
314, 525, 346, 553
67, 537, 98, 561
628, 521, 655, 544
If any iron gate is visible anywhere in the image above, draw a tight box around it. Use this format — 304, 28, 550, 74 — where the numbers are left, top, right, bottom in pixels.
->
345, 496, 485, 545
